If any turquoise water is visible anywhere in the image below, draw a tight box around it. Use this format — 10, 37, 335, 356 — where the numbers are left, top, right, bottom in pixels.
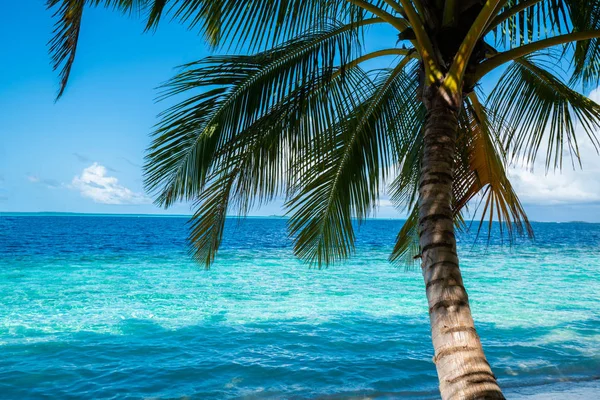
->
0, 216, 598, 399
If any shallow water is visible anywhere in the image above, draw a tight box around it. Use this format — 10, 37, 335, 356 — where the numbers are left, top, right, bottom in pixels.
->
0, 216, 599, 399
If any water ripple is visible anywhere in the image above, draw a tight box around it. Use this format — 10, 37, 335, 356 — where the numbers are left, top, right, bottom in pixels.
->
1, 217, 599, 398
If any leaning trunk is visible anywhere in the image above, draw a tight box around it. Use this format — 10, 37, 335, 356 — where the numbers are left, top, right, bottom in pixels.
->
418, 86, 504, 399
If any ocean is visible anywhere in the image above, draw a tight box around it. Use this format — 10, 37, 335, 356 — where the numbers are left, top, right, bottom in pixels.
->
0, 215, 598, 399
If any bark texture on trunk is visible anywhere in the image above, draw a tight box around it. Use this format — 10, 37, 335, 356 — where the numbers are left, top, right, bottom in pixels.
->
419, 86, 504, 400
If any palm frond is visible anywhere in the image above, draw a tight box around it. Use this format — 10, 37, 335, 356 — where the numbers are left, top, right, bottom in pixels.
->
390, 91, 534, 267
184, 65, 370, 267
487, 54, 600, 171
383, 62, 425, 212
388, 114, 424, 216
144, 21, 367, 208
142, 0, 375, 51
389, 205, 420, 267
488, 1, 600, 87
47, 0, 149, 98
569, 0, 600, 88
187, 170, 234, 266
47, 0, 85, 99
491, 1, 569, 48
287, 59, 421, 266
455, 93, 533, 240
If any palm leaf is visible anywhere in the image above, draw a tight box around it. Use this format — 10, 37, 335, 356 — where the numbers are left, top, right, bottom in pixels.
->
287, 58, 421, 266
487, 53, 600, 171
184, 65, 370, 267
455, 93, 533, 240
389, 205, 420, 267
491, 1, 569, 48
144, 21, 367, 208
47, 0, 149, 98
47, 0, 374, 97
47, 0, 85, 98
569, 0, 600, 88
390, 92, 533, 266
140, 0, 372, 51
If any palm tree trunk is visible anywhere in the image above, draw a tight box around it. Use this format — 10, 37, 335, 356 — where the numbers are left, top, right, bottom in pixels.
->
419, 86, 504, 400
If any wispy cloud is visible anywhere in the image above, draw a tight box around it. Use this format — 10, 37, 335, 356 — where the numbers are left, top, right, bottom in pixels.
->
73, 153, 92, 163
27, 175, 62, 189
71, 163, 150, 205
74, 153, 119, 172
121, 157, 142, 168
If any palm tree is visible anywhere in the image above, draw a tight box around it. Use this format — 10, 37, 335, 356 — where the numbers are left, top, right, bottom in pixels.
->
48, 1, 600, 398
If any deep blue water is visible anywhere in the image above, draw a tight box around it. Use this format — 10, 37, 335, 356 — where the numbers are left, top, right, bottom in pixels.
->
0, 216, 599, 399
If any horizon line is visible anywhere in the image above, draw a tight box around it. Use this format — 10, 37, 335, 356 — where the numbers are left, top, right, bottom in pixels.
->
0, 211, 596, 224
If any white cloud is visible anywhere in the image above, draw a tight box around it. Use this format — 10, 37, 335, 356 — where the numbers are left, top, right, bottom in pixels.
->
378, 199, 394, 208
507, 87, 600, 206
509, 163, 600, 205
27, 175, 40, 183
71, 163, 150, 205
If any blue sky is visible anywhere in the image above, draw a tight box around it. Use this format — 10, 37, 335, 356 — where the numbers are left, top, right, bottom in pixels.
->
1, 2, 600, 221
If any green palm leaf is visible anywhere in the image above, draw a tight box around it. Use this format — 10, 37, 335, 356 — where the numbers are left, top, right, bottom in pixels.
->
47, 0, 150, 98
287, 58, 420, 266
47, 0, 85, 98
145, 21, 370, 208
490, 1, 569, 47
388, 205, 420, 267
390, 92, 533, 265
455, 94, 533, 240
186, 67, 369, 266
569, 0, 600, 87
488, 53, 600, 170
